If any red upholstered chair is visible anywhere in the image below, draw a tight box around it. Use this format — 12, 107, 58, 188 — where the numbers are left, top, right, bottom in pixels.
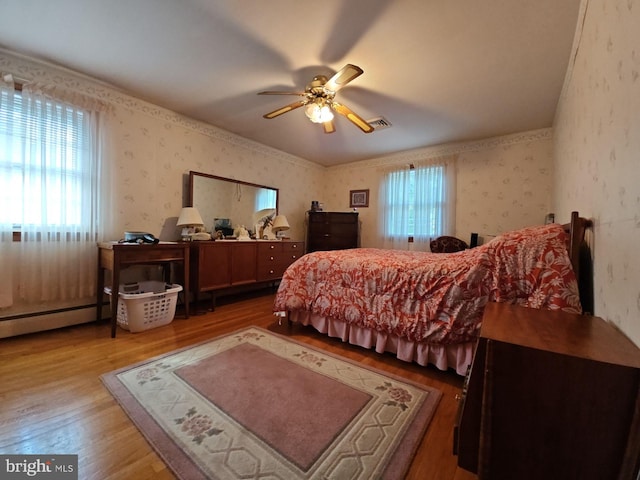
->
430, 236, 468, 253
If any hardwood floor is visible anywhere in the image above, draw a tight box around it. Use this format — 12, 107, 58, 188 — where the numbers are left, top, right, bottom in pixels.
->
0, 290, 477, 480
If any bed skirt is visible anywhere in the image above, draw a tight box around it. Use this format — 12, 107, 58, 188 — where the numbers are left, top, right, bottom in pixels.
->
286, 311, 474, 376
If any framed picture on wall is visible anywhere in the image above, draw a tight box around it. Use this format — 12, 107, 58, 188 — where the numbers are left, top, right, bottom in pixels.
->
349, 189, 369, 208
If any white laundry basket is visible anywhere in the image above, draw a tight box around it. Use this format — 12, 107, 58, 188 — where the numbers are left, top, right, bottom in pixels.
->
104, 280, 182, 332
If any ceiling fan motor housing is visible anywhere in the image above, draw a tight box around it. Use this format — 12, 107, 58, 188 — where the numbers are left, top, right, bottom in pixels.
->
306, 75, 333, 98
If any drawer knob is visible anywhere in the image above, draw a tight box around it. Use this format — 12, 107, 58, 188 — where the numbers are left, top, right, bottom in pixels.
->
270, 245, 275, 249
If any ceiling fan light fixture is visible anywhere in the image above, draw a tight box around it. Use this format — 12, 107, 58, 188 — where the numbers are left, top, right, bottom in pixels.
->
305, 100, 334, 124
260, 64, 370, 133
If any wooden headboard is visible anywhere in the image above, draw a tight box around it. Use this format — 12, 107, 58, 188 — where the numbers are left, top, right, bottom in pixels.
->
563, 211, 593, 313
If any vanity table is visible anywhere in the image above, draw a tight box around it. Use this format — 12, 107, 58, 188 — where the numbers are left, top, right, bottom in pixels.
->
96, 242, 190, 338
189, 239, 303, 310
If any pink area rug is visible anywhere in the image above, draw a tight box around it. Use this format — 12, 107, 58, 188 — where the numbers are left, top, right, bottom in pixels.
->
101, 327, 442, 479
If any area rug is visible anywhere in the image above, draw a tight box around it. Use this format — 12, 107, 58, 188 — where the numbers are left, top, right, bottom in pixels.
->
101, 327, 442, 479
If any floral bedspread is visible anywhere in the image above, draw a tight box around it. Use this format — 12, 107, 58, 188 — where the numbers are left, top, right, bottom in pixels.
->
273, 223, 582, 345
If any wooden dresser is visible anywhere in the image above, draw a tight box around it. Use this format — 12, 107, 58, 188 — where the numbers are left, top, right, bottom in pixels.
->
306, 211, 359, 253
189, 240, 303, 309
454, 302, 640, 480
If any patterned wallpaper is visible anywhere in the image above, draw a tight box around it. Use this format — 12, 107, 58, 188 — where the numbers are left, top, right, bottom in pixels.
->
456, 138, 554, 243
107, 102, 323, 243
324, 130, 554, 248
553, 0, 640, 346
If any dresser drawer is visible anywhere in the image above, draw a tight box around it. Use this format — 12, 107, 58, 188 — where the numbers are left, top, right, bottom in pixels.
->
256, 241, 304, 282
257, 260, 288, 281
282, 242, 303, 254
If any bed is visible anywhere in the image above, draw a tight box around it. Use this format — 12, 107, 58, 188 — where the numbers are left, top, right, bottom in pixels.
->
273, 212, 592, 375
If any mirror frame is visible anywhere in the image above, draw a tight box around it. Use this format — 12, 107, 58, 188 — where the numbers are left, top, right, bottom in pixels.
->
188, 170, 279, 234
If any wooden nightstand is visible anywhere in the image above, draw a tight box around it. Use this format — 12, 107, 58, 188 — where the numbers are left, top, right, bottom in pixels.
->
455, 302, 640, 480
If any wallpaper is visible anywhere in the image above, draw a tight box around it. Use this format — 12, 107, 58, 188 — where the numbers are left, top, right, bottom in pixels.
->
109, 105, 322, 243
323, 131, 554, 248
456, 138, 554, 242
553, 0, 640, 346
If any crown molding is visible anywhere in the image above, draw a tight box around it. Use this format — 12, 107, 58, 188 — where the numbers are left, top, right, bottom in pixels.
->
328, 128, 554, 171
0, 48, 320, 171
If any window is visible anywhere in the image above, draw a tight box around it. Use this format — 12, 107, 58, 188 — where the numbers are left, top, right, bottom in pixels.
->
0, 89, 91, 228
379, 158, 455, 250
0, 80, 107, 310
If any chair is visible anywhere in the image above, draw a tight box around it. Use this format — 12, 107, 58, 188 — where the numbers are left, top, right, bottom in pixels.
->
430, 236, 468, 253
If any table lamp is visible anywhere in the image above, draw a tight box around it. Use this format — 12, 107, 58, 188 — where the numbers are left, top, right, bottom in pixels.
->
177, 207, 204, 241
272, 215, 290, 239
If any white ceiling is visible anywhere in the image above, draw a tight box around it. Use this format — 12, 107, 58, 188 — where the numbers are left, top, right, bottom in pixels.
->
0, 0, 581, 167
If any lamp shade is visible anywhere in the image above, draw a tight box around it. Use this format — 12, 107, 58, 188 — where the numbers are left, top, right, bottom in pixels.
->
272, 215, 290, 232
177, 207, 204, 227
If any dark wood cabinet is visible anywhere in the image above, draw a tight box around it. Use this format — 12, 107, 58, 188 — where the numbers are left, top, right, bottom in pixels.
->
455, 302, 640, 480
190, 240, 303, 308
306, 211, 359, 253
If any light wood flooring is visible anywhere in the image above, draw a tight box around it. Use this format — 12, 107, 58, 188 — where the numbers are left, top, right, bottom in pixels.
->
0, 290, 477, 480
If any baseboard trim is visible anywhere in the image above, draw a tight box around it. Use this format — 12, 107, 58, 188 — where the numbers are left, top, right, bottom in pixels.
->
0, 304, 109, 338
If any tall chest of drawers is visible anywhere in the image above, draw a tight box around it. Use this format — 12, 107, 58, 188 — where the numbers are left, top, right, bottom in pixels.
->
306, 211, 359, 253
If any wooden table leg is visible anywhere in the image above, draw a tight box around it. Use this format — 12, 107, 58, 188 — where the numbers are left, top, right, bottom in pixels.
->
96, 264, 104, 324
110, 263, 120, 338
183, 250, 190, 318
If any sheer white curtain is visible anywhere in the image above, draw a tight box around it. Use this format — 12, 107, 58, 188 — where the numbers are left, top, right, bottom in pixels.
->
0, 77, 111, 312
255, 187, 277, 211
0, 76, 17, 308
378, 155, 456, 250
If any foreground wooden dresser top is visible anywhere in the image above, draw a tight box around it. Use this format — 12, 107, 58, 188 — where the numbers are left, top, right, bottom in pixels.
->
455, 302, 640, 480
480, 302, 640, 368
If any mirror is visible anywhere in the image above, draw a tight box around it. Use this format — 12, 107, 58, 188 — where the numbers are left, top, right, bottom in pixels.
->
188, 171, 279, 238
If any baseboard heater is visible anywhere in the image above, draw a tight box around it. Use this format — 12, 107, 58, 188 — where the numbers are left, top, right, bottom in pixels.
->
0, 302, 109, 338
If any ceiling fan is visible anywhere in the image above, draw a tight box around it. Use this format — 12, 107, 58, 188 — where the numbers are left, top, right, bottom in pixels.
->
258, 64, 374, 134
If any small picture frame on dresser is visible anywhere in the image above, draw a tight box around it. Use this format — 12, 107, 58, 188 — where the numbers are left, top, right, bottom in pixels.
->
349, 189, 369, 208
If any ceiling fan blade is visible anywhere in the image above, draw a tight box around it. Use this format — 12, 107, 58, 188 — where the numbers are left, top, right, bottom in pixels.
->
332, 103, 374, 133
263, 100, 308, 119
324, 64, 364, 93
258, 91, 307, 96
323, 120, 336, 134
